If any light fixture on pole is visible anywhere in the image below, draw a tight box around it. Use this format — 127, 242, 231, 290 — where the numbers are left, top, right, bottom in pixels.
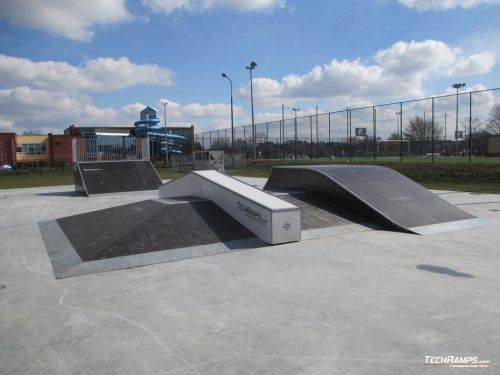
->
246, 61, 257, 161
221, 73, 234, 154
452, 82, 466, 155
293, 107, 300, 158
161, 100, 168, 166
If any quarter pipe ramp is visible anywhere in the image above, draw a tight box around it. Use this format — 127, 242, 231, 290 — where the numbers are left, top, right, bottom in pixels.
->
75, 160, 163, 196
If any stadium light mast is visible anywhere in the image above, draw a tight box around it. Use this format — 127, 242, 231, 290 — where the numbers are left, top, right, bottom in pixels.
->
161, 100, 168, 166
221, 73, 234, 154
246, 61, 257, 161
452, 83, 466, 155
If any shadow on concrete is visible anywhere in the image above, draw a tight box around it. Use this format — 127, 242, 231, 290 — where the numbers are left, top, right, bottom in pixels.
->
37, 191, 79, 197
416, 264, 474, 278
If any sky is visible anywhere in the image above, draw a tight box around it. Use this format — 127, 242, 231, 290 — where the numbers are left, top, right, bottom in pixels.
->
0, 0, 500, 136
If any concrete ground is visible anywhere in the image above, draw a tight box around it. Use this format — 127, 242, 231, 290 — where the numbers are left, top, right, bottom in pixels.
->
1, 178, 499, 374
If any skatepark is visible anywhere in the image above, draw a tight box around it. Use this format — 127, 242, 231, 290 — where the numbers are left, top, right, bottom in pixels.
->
1, 163, 499, 373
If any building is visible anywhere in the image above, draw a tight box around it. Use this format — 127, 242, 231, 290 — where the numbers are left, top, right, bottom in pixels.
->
0, 133, 80, 167
15, 135, 49, 166
0, 106, 195, 167
487, 135, 500, 156
0, 133, 16, 166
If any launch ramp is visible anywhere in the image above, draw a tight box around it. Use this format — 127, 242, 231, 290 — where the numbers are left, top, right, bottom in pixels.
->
264, 165, 481, 234
159, 170, 301, 244
75, 160, 163, 196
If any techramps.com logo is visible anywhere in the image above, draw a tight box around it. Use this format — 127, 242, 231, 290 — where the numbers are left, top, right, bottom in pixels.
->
237, 201, 267, 226
424, 355, 490, 368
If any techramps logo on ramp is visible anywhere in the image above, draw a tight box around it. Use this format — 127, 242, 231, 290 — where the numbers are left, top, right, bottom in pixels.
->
237, 201, 268, 226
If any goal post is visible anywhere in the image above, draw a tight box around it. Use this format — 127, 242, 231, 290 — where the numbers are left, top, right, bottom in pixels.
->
377, 139, 410, 157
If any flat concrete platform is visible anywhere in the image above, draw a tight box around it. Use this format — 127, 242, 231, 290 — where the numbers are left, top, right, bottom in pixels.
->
1, 179, 500, 374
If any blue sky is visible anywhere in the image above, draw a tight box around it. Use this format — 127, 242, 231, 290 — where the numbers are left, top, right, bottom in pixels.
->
0, 0, 499, 135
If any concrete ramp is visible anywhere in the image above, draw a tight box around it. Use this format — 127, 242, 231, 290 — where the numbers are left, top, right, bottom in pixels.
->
159, 171, 301, 244
264, 165, 481, 234
75, 160, 163, 196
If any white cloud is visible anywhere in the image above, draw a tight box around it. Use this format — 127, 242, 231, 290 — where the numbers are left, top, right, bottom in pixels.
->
0, 55, 173, 92
239, 40, 495, 109
0, 87, 126, 133
0, 0, 131, 42
0, 118, 14, 132
0, 86, 241, 134
142, 0, 286, 13
446, 51, 496, 76
398, 0, 500, 11
158, 99, 243, 130
373, 40, 456, 75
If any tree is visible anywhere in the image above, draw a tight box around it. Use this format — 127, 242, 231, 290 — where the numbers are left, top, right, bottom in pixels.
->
387, 131, 400, 140
403, 115, 443, 141
404, 115, 443, 156
22, 129, 42, 135
486, 103, 500, 135
460, 116, 483, 134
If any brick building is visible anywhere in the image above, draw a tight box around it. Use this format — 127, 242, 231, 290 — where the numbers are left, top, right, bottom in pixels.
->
0, 133, 16, 166
0, 133, 80, 167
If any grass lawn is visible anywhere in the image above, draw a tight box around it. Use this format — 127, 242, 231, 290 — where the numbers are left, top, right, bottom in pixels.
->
0, 174, 74, 189
1, 160, 499, 194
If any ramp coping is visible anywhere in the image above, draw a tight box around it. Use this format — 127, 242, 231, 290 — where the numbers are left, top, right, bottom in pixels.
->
192, 170, 298, 211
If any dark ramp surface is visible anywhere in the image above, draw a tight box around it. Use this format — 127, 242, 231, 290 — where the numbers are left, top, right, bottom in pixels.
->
278, 193, 364, 230
75, 160, 162, 195
264, 165, 477, 233
57, 200, 255, 261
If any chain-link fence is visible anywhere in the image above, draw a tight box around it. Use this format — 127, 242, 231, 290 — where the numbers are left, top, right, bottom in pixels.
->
195, 87, 500, 163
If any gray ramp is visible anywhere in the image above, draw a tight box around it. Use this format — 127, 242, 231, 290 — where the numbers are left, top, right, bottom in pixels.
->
75, 160, 162, 196
40, 199, 261, 278
264, 165, 481, 234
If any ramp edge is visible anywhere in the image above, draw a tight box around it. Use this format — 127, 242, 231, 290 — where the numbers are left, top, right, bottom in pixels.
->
409, 218, 485, 235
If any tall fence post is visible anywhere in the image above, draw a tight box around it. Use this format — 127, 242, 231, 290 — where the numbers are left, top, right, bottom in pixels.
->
266, 122, 269, 160
328, 112, 331, 162
432, 97, 435, 163
349, 109, 352, 163
309, 116, 313, 161
281, 104, 284, 160
316, 106, 319, 160
294, 115, 297, 161
469, 92, 472, 163
400, 102, 403, 164
373, 106, 377, 163
243, 126, 247, 159
346, 108, 349, 162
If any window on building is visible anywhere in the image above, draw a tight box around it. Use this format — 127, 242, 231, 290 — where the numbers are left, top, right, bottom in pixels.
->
16, 143, 47, 155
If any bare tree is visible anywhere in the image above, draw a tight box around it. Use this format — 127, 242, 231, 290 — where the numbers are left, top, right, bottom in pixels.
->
486, 103, 500, 135
460, 116, 484, 135
404, 115, 443, 156
404, 115, 443, 141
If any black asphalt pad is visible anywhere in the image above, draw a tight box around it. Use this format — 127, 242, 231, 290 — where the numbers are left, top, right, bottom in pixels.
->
56, 200, 255, 261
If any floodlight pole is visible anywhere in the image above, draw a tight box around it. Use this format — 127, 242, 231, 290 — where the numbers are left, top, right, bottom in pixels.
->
221, 73, 234, 154
452, 83, 466, 156
246, 61, 257, 161
161, 101, 168, 166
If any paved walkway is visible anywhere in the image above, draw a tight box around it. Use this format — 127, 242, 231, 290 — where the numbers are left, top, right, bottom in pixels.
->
1, 181, 499, 374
